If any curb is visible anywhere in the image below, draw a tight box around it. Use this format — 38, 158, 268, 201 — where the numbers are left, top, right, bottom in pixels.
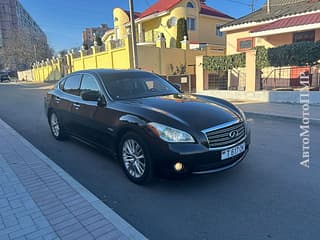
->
0, 118, 147, 240
244, 111, 320, 125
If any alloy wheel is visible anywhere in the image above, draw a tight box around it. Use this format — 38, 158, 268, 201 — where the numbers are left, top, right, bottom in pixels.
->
50, 113, 60, 137
122, 139, 146, 178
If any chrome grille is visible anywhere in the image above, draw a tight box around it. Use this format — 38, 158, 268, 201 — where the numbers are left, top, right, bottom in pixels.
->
204, 122, 245, 148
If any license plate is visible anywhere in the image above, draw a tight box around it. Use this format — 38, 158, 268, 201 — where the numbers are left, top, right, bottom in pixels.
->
221, 143, 245, 160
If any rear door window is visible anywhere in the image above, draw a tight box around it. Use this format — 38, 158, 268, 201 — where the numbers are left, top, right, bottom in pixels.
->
80, 74, 100, 97
63, 74, 82, 96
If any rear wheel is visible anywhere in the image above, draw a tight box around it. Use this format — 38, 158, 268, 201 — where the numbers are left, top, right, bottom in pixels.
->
119, 132, 154, 184
49, 111, 67, 140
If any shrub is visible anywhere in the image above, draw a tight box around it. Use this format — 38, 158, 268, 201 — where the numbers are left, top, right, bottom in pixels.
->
257, 41, 320, 68
203, 53, 245, 72
176, 18, 188, 48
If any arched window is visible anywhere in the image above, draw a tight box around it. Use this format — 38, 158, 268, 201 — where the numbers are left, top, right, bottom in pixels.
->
186, 2, 195, 8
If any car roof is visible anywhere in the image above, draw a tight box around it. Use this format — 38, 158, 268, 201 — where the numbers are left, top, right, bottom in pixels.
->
71, 69, 146, 76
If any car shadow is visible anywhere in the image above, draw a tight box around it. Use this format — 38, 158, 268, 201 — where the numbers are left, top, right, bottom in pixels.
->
65, 134, 253, 194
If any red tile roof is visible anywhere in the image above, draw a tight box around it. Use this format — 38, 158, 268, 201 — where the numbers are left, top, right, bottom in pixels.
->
139, 0, 182, 19
251, 12, 320, 33
199, 4, 233, 19
138, 0, 233, 19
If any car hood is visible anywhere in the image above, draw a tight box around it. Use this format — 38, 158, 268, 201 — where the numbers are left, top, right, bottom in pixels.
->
119, 94, 242, 131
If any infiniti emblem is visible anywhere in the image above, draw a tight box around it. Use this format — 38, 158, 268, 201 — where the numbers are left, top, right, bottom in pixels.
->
229, 130, 239, 138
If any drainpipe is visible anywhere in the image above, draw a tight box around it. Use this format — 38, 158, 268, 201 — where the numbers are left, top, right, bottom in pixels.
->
267, 0, 270, 14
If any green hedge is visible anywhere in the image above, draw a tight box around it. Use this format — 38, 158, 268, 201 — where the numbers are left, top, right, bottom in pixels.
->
255, 46, 270, 69
256, 41, 320, 68
203, 41, 320, 72
203, 53, 245, 72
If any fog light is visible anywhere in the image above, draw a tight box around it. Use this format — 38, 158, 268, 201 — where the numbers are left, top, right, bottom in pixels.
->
174, 162, 183, 172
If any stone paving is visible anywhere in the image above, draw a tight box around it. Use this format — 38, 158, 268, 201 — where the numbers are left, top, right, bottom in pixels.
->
0, 118, 146, 240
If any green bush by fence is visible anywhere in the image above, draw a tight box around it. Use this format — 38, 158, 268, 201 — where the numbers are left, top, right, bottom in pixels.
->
203, 41, 320, 72
203, 53, 245, 72
256, 41, 320, 68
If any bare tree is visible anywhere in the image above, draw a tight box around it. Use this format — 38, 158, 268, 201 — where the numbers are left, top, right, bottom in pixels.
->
3, 29, 53, 71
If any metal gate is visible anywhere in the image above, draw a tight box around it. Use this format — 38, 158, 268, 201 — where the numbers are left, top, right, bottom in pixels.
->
261, 66, 320, 90
208, 71, 228, 90
164, 75, 196, 93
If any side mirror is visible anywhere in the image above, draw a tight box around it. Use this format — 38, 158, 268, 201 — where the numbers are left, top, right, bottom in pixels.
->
81, 91, 101, 101
81, 91, 107, 106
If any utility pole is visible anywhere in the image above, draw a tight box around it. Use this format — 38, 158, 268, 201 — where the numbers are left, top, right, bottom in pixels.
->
129, 0, 138, 69
250, 0, 255, 12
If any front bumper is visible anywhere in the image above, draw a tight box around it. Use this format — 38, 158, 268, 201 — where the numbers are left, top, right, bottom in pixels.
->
192, 148, 248, 174
149, 133, 250, 175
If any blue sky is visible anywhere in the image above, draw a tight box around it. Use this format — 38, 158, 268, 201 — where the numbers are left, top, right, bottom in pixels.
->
20, 0, 265, 53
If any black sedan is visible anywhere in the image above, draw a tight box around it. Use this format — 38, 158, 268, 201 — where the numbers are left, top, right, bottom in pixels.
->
0, 73, 10, 82
45, 69, 250, 184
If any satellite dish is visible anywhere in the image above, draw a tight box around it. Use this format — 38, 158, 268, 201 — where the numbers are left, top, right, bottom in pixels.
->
167, 17, 177, 28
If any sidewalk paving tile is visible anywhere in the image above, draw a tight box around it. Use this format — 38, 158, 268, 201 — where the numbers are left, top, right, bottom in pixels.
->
0, 118, 146, 240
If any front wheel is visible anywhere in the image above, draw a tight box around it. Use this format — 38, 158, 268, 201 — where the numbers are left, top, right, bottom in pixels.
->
119, 132, 154, 184
49, 111, 67, 140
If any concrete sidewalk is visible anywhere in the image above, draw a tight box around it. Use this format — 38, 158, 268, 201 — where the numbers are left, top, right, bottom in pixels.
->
0, 118, 146, 240
233, 102, 320, 124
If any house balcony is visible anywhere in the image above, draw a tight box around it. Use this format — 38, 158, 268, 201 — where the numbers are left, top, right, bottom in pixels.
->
137, 30, 159, 47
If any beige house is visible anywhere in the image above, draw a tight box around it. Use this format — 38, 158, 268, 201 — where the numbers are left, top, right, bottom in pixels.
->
221, 0, 320, 55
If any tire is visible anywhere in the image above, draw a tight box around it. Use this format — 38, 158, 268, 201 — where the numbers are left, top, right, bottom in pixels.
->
49, 111, 67, 140
119, 132, 154, 185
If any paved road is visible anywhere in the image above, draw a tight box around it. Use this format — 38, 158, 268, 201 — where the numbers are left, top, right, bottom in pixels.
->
0, 83, 319, 240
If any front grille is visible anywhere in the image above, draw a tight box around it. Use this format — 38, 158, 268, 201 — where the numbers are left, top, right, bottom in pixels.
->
205, 122, 245, 148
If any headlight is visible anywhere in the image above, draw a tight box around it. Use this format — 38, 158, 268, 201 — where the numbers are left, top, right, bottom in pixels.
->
147, 122, 195, 143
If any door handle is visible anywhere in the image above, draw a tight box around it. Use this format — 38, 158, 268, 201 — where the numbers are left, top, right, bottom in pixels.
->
55, 97, 61, 103
73, 103, 81, 109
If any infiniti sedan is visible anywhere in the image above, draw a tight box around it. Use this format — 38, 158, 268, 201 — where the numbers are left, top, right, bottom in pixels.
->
45, 69, 250, 184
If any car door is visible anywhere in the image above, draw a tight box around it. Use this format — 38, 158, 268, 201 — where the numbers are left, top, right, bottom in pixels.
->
71, 74, 106, 144
50, 78, 68, 122
56, 74, 82, 134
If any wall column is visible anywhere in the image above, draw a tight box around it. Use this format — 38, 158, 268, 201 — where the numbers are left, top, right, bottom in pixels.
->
79, 50, 85, 70
181, 36, 189, 50
196, 56, 208, 92
91, 46, 99, 68
138, 23, 144, 43
65, 54, 70, 74
50, 58, 55, 81
245, 50, 258, 91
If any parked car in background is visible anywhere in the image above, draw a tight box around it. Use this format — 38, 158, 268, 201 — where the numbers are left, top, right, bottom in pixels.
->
0, 73, 10, 82
45, 69, 250, 184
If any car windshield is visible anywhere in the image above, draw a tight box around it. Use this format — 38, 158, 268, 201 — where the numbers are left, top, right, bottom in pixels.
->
100, 72, 180, 100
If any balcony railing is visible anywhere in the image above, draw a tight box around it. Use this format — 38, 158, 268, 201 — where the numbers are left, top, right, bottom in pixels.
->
110, 39, 125, 50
